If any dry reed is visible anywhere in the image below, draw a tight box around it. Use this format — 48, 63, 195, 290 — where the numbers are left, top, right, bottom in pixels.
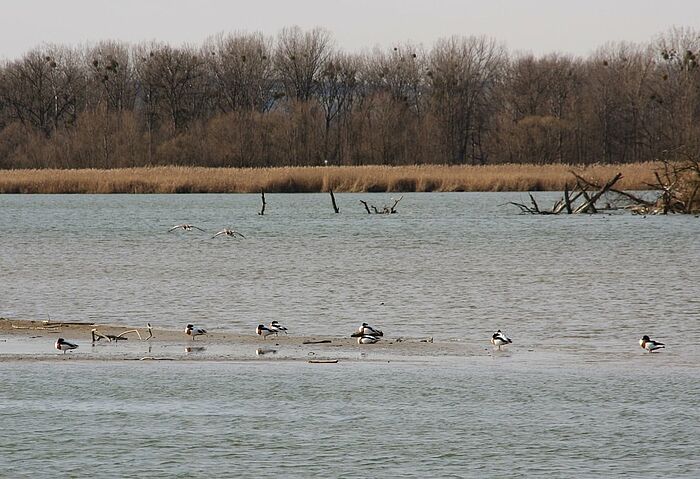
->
0, 163, 660, 194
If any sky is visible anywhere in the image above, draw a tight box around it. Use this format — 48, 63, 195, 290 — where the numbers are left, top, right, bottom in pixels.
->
1, 0, 699, 60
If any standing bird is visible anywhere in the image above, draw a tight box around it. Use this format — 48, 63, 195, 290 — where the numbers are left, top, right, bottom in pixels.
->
256, 324, 275, 339
268, 321, 288, 336
212, 228, 245, 239
168, 224, 205, 232
55, 338, 79, 354
357, 335, 380, 344
491, 330, 512, 350
185, 324, 207, 340
640, 335, 665, 353
351, 323, 384, 338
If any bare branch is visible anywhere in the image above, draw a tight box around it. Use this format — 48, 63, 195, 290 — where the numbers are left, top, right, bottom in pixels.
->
258, 189, 266, 215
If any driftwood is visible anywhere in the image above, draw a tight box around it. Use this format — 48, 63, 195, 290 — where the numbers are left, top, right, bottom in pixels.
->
42, 320, 95, 326
308, 359, 339, 364
573, 172, 623, 213
12, 323, 60, 330
359, 200, 371, 214
91, 323, 153, 343
258, 190, 266, 216
329, 189, 340, 213
511, 173, 622, 215
514, 156, 700, 216
359, 195, 404, 214
91, 329, 128, 342
303, 339, 332, 344
578, 155, 699, 215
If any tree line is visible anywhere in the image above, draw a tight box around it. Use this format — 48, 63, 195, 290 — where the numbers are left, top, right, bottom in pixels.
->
0, 26, 698, 169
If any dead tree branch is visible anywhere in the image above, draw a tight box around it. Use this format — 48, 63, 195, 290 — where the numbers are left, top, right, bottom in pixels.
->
573, 172, 622, 214
359, 200, 371, 214
258, 190, 266, 216
329, 189, 340, 213
360, 196, 404, 214
389, 195, 403, 213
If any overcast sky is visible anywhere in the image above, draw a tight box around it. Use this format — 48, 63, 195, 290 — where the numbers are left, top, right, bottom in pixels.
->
1, 0, 699, 59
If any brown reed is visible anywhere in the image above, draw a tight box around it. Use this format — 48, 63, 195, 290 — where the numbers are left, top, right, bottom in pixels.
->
0, 163, 660, 194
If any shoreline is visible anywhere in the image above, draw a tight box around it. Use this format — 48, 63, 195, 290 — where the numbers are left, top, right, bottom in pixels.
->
0, 163, 659, 194
0, 317, 472, 362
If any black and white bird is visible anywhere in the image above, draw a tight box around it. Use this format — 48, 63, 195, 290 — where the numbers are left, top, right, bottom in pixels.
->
357, 335, 380, 344
168, 224, 205, 232
268, 321, 288, 335
351, 323, 383, 338
256, 324, 275, 339
640, 335, 665, 353
491, 330, 512, 350
185, 324, 207, 340
212, 228, 245, 239
55, 338, 79, 354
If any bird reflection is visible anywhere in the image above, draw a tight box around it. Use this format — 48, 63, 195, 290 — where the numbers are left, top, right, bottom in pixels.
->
184, 346, 206, 354
256, 348, 278, 356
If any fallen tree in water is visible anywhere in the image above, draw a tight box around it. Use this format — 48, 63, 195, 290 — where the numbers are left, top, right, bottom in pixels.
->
627, 155, 700, 215
359, 196, 404, 214
510, 173, 623, 214
512, 155, 700, 215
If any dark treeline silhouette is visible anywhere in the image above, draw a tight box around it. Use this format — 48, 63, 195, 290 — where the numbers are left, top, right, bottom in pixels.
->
0, 26, 699, 169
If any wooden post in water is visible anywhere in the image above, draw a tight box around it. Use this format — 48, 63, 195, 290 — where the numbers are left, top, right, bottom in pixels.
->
258, 189, 266, 216
330, 189, 340, 213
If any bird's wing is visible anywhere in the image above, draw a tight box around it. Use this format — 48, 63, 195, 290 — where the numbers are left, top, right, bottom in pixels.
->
212, 231, 225, 238
192, 226, 206, 232
168, 225, 182, 232
369, 327, 383, 336
235, 231, 246, 238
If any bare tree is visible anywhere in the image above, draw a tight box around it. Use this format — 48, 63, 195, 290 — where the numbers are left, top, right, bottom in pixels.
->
0, 46, 85, 135
274, 26, 333, 102
428, 36, 506, 164
502, 53, 581, 163
317, 52, 359, 164
362, 43, 426, 115
87, 41, 135, 112
133, 43, 206, 133
205, 32, 277, 113
653, 27, 700, 152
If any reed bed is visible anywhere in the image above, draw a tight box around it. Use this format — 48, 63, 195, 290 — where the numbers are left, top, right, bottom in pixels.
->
0, 163, 660, 194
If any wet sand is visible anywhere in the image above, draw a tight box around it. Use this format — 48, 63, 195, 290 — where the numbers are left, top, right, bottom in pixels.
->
0, 317, 480, 362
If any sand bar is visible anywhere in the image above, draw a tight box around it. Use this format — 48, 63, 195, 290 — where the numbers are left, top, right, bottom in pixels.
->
0, 317, 482, 362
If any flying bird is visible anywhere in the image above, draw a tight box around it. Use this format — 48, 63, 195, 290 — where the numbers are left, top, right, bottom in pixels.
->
55, 338, 79, 354
639, 335, 665, 353
168, 224, 205, 232
212, 228, 245, 239
185, 324, 207, 340
491, 330, 512, 350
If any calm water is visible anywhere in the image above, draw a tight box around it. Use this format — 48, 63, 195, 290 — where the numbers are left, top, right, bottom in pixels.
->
1, 193, 699, 476
0, 360, 698, 477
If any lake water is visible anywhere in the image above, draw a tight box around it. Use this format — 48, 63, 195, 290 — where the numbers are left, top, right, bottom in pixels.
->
1, 193, 699, 477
